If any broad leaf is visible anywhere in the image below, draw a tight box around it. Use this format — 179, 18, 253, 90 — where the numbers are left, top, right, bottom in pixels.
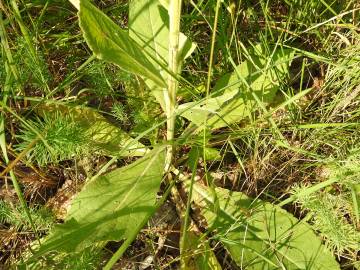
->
178, 46, 294, 129
79, 0, 166, 88
32, 148, 165, 257
189, 146, 221, 161
190, 183, 340, 270
36, 103, 147, 157
129, 0, 195, 110
181, 225, 222, 270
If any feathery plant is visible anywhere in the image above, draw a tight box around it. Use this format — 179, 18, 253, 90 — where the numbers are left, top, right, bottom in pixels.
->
12, 37, 51, 90
82, 60, 124, 98
0, 201, 54, 267
24, 246, 105, 270
293, 184, 360, 252
16, 112, 90, 166
291, 150, 360, 264
0, 201, 54, 232
111, 103, 128, 123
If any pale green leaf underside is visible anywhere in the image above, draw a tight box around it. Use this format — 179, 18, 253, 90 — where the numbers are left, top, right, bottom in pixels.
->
79, 0, 166, 88
191, 183, 340, 270
178, 46, 294, 129
68, 0, 79, 9
36, 103, 147, 157
129, 0, 196, 110
33, 148, 165, 256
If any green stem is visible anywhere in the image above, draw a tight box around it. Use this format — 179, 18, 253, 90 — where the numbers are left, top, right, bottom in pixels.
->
205, 0, 221, 97
165, 0, 182, 171
202, 0, 221, 187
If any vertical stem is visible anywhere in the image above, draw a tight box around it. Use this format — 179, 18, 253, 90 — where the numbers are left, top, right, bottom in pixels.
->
205, 0, 221, 97
203, 0, 221, 187
165, 0, 182, 171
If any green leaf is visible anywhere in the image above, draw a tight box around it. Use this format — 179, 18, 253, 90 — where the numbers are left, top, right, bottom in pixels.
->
31, 148, 165, 257
180, 226, 222, 270
177, 89, 243, 129
129, 0, 195, 66
190, 183, 340, 270
189, 146, 221, 162
79, 0, 166, 88
214, 45, 294, 97
129, 0, 168, 71
129, 0, 195, 110
178, 45, 294, 129
36, 103, 147, 157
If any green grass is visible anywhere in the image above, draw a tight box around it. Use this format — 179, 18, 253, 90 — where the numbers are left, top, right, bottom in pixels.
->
0, 0, 359, 269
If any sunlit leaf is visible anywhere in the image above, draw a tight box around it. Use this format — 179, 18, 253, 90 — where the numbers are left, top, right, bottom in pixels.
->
31, 148, 165, 258
178, 45, 294, 129
129, 0, 195, 110
79, 0, 166, 88
190, 183, 340, 270
189, 146, 221, 162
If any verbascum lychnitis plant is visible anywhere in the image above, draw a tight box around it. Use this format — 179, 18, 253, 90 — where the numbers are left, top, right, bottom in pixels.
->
14, 0, 343, 269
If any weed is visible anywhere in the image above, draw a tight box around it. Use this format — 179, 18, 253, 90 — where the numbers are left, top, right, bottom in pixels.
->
111, 103, 128, 122
0, 201, 53, 232
16, 112, 90, 166
12, 37, 52, 91
293, 184, 360, 252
